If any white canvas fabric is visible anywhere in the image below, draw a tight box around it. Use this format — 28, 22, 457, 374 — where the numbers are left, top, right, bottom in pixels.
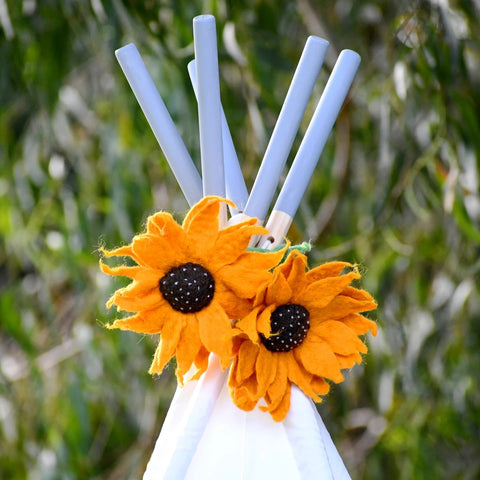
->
143, 355, 351, 480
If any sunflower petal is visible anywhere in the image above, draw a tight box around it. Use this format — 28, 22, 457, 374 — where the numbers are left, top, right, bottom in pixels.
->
150, 211, 188, 252
311, 320, 368, 356
218, 248, 285, 298
263, 354, 288, 411
255, 347, 278, 397
192, 347, 210, 379
213, 223, 267, 268
265, 270, 292, 306
342, 313, 377, 336
101, 262, 162, 298
101, 245, 148, 270
269, 382, 291, 422
257, 304, 276, 337
230, 374, 260, 409
253, 284, 268, 307
286, 354, 318, 401
342, 285, 377, 303
147, 211, 181, 236
148, 315, 184, 374
197, 301, 233, 368
215, 283, 253, 320
99, 261, 139, 279
183, 196, 229, 232
109, 288, 165, 312
183, 197, 232, 256
312, 292, 377, 320
222, 216, 259, 233
285, 252, 308, 286
218, 265, 269, 298
311, 376, 330, 396
236, 246, 287, 272
272, 250, 298, 282
235, 306, 262, 343
175, 315, 203, 385
233, 340, 259, 383
295, 340, 344, 383
132, 233, 185, 271
122, 279, 159, 297
298, 270, 361, 309
336, 352, 363, 369
107, 309, 164, 334
100, 244, 135, 259
305, 261, 353, 282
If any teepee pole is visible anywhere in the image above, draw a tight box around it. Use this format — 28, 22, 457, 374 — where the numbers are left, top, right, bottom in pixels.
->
188, 60, 249, 213
244, 36, 329, 223
193, 15, 225, 199
261, 49, 361, 248
115, 44, 202, 206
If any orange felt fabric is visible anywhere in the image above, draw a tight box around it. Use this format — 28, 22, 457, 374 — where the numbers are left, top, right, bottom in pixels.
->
228, 251, 377, 421
101, 197, 377, 421
101, 196, 284, 382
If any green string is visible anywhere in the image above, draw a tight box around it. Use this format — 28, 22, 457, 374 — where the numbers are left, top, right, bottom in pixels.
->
247, 241, 312, 263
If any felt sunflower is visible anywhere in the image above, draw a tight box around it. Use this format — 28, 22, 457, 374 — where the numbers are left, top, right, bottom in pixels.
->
100, 196, 285, 384
229, 251, 377, 421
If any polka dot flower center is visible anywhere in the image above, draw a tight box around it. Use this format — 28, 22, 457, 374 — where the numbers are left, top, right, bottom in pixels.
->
260, 303, 310, 352
159, 262, 215, 313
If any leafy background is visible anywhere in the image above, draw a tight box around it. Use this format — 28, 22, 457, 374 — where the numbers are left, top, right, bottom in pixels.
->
1, 0, 480, 478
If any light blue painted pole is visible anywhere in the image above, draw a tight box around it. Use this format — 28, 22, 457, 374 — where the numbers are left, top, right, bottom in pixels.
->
187, 60, 249, 212
193, 15, 225, 198
244, 36, 329, 222
115, 44, 202, 207
271, 49, 361, 219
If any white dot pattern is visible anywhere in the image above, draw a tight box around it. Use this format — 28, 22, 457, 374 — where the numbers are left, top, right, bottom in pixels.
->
260, 303, 310, 352
159, 262, 215, 313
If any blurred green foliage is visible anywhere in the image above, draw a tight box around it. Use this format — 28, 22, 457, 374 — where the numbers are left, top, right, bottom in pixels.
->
1, 0, 480, 478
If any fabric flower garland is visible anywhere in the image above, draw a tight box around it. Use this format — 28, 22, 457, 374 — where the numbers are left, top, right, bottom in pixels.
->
101, 196, 376, 420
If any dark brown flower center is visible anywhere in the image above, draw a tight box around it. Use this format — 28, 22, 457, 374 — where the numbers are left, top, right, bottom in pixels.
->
260, 303, 310, 352
159, 262, 215, 313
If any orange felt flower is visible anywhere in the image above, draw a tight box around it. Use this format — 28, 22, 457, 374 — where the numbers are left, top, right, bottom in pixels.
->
229, 251, 377, 421
100, 196, 285, 384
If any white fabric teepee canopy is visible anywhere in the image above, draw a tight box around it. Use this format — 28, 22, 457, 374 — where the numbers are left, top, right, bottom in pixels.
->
143, 356, 351, 480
